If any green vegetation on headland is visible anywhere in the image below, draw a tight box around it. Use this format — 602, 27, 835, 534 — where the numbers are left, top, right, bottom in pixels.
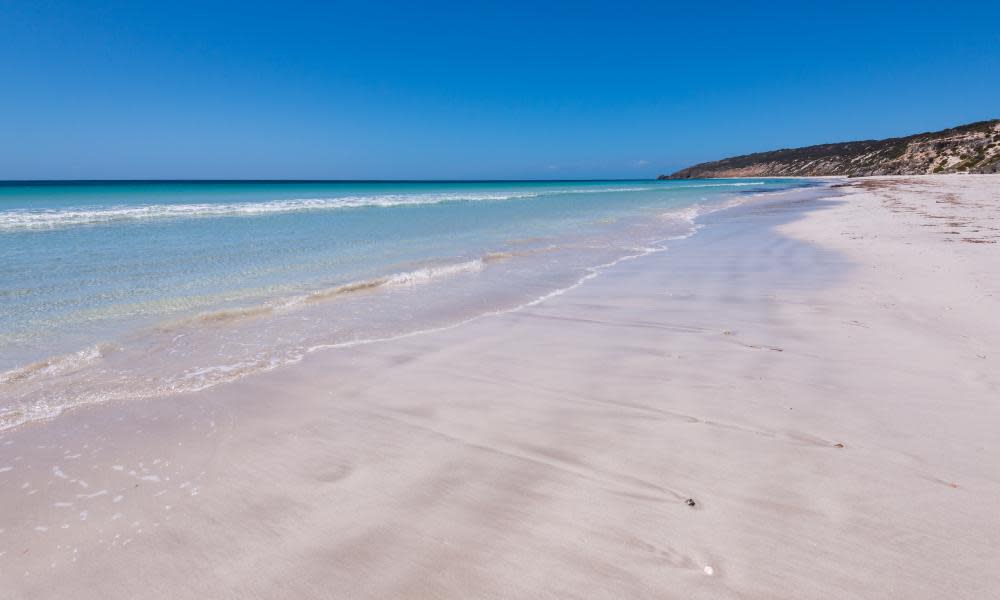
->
661, 119, 1000, 179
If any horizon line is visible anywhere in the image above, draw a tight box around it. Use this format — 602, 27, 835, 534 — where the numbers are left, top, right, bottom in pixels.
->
0, 178, 665, 186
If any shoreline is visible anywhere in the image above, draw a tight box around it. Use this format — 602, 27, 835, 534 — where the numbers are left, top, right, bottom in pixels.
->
0, 181, 807, 433
1, 176, 998, 598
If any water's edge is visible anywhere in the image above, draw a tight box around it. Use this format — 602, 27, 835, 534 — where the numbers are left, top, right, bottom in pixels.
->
0, 181, 831, 431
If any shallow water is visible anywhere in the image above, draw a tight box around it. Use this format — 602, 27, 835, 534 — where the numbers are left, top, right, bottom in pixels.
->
0, 179, 818, 429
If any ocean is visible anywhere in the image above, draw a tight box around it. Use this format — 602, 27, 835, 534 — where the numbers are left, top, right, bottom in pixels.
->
0, 178, 817, 429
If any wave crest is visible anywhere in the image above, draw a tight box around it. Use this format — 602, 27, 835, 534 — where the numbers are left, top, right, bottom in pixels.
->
0, 187, 658, 232
0, 343, 118, 385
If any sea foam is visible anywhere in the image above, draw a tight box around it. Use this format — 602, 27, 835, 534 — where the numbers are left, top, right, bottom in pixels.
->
0, 187, 654, 232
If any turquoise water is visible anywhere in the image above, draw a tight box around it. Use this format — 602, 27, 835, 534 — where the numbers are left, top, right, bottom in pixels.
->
0, 179, 816, 429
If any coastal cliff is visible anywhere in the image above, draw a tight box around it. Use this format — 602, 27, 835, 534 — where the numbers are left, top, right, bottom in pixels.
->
661, 119, 1000, 179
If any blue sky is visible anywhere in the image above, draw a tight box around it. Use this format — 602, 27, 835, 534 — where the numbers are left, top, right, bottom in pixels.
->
1, 1, 998, 180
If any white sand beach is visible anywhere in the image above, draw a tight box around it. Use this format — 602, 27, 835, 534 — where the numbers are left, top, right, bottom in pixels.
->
1, 175, 998, 599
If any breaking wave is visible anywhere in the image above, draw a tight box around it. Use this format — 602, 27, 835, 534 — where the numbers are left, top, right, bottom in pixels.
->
0, 187, 655, 232
0, 342, 118, 385
157, 256, 502, 331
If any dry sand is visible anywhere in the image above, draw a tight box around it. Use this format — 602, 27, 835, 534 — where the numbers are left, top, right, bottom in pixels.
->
1, 175, 998, 599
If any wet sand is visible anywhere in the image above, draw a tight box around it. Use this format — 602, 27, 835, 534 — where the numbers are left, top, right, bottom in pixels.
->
1, 176, 998, 599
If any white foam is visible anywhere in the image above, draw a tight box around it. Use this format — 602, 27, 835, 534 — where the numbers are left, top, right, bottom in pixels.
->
0, 343, 118, 385
0, 186, 657, 231
385, 259, 485, 285
675, 182, 765, 188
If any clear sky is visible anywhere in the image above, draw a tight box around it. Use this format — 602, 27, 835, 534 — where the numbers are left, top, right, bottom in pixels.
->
2, 0, 998, 180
